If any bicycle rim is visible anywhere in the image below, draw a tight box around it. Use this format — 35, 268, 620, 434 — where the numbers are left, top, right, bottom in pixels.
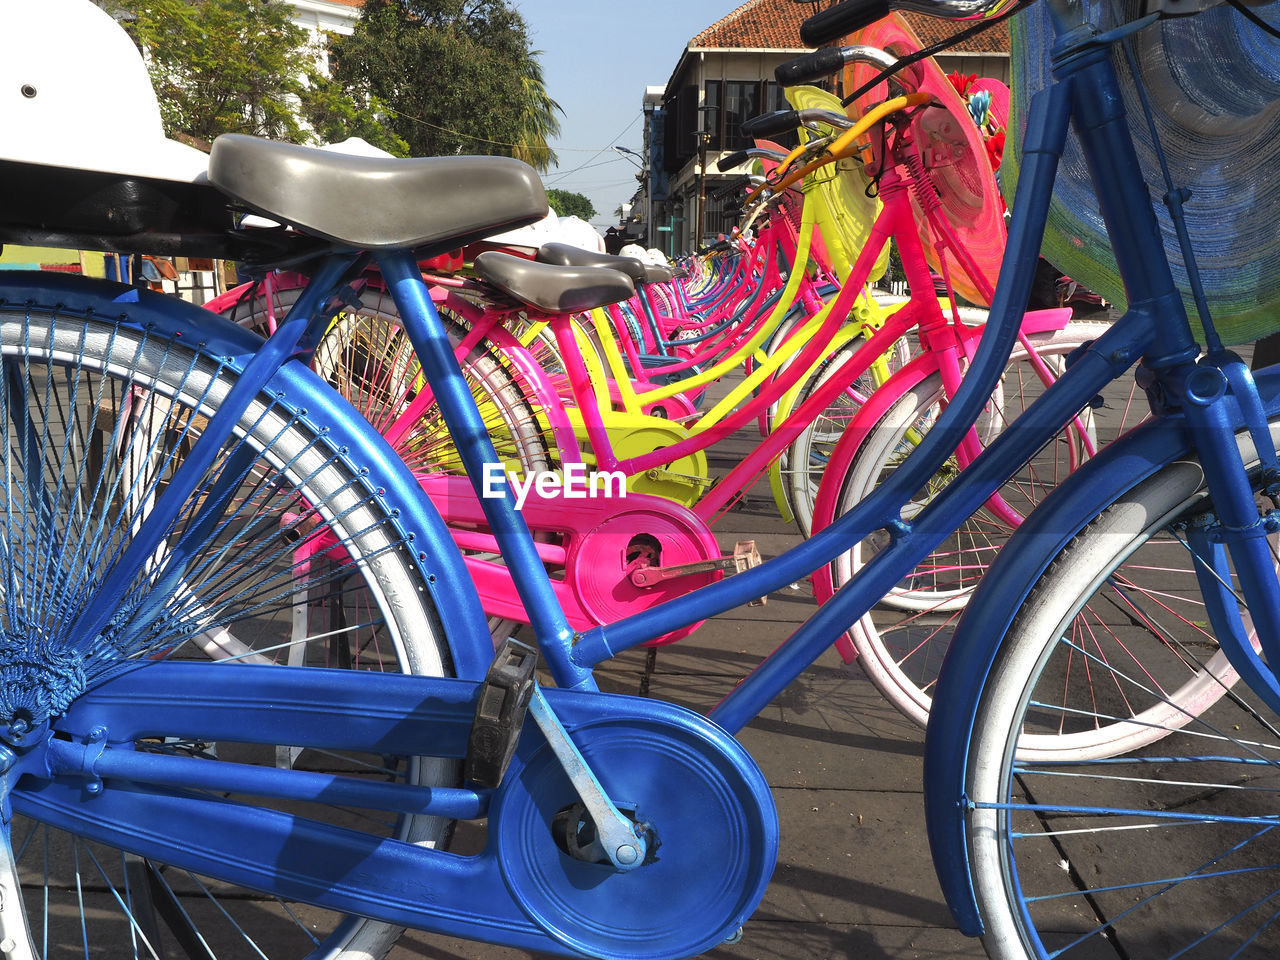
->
0, 299, 455, 960
969, 444, 1280, 958
830, 322, 1156, 738
223, 281, 552, 644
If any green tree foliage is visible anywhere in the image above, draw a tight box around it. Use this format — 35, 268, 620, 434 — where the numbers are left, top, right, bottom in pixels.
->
331, 0, 563, 170
545, 189, 596, 221
301, 72, 410, 156
106, 0, 405, 153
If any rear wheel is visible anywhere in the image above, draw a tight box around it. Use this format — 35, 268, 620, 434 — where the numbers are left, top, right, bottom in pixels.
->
0, 297, 461, 959
220, 278, 553, 643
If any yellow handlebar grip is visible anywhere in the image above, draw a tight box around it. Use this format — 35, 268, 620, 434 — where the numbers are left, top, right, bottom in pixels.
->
746, 91, 934, 205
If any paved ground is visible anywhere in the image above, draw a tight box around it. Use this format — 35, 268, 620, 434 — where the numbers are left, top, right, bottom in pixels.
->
385, 380, 988, 960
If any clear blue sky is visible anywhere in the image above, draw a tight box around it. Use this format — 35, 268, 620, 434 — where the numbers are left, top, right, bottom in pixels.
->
513, 0, 744, 230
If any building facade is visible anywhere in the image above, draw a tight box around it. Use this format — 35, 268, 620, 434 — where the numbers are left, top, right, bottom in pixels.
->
641, 0, 1010, 256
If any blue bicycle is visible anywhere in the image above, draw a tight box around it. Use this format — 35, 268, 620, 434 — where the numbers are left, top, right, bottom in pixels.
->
2, 0, 1279, 957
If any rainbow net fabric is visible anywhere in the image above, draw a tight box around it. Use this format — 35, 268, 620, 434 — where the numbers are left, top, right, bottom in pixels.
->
1003, 1, 1280, 344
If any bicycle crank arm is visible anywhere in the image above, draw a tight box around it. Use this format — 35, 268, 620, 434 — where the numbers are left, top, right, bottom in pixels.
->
644, 466, 715, 488
630, 539, 766, 604
527, 686, 649, 870
19, 665, 779, 960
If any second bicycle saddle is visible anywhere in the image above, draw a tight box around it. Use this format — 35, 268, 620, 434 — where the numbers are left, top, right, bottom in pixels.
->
537, 241, 648, 281
473, 251, 636, 314
209, 134, 548, 260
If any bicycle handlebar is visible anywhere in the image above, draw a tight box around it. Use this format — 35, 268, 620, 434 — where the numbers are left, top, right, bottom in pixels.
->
741, 111, 803, 139
776, 44, 902, 87
775, 47, 848, 85
716, 147, 788, 172
800, 0, 892, 45
800, 0, 1007, 45
744, 91, 932, 203
718, 151, 753, 172
742, 109, 855, 142
710, 176, 753, 201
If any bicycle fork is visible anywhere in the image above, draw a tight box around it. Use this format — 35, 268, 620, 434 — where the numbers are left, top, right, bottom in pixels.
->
1178, 352, 1280, 714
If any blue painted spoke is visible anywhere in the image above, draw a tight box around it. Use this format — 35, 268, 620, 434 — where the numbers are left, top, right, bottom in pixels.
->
0, 334, 402, 674
74, 838, 89, 960
1228, 899, 1280, 958
1025, 861, 1280, 904
186, 871, 275, 957
74, 845, 164, 959
1042, 634, 1280, 765
1020, 817, 1280, 957
983, 799, 1280, 829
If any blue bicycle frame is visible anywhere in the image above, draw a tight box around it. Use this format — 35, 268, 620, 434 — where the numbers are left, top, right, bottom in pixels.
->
13, 0, 1279, 953
58, 0, 1264, 834
912, 0, 1280, 935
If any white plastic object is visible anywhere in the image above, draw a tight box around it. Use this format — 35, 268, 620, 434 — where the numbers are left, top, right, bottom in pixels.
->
1, 0, 208, 181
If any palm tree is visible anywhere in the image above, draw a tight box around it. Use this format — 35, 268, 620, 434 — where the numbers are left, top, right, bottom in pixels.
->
511, 53, 561, 172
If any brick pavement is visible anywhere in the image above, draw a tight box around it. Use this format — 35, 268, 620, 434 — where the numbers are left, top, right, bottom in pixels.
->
385, 376, 987, 960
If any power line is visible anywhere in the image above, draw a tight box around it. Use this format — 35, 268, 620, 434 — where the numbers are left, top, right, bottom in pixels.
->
379, 105, 534, 150
542, 113, 641, 186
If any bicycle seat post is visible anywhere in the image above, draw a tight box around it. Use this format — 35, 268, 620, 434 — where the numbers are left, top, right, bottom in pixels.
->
375, 250, 593, 691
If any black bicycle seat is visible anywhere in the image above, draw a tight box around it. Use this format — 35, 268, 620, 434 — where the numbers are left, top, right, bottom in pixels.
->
473, 252, 634, 314
209, 134, 548, 259
641, 263, 674, 285
536, 242, 647, 282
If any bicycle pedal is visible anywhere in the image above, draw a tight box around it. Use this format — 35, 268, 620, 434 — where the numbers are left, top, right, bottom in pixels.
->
464, 639, 538, 789
629, 540, 767, 605
733, 540, 766, 606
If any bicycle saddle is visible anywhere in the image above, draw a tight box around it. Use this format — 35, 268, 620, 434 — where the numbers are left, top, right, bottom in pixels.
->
536, 242, 647, 282
640, 263, 676, 285
208, 134, 548, 259
473, 252, 635, 314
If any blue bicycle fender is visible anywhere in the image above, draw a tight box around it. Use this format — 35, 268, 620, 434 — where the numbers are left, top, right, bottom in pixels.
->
276, 348, 495, 679
1, 273, 494, 680
924, 362, 1280, 935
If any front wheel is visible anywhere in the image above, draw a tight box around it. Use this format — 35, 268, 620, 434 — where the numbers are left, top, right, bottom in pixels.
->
967, 428, 1280, 959
777, 328, 913, 536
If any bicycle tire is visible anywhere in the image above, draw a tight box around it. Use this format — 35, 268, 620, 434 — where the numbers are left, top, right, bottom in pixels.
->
966, 425, 1280, 959
219, 281, 552, 645
0, 293, 460, 960
777, 329, 913, 535
826, 322, 1129, 732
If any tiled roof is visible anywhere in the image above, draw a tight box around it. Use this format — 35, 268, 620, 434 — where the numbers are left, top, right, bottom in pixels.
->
692, 0, 809, 49
902, 10, 1009, 53
690, 0, 1008, 53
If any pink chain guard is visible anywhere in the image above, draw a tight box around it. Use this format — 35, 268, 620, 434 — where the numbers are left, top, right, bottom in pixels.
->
423, 476, 722, 645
